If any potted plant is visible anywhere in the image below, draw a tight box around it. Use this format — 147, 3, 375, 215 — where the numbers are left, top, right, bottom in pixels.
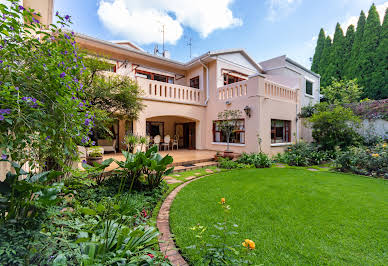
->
86, 146, 104, 165
216, 109, 242, 159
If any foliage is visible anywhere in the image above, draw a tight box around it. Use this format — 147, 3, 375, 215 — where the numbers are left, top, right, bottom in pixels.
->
321, 79, 362, 104
345, 98, 388, 120
81, 158, 113, 185
236, 152, 272, 168
276, 142, 334, 166
0, 160, 63, 224
217, 157, 252, 169
0, 1, 94, 170
185, 198, 253, 265
308, 105, 361, 150
312, 4, 387, 99
86, 146, 103, 158
216, 109, 243, 151
335, 142, 388, 177
142, 147, 174, 190
123, 133, 140, 153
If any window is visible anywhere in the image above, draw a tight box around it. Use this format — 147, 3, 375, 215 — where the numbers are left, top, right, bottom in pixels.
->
271, 120, 291, 143
135, 69, 174, 84
146, 121, 164, 137
213, 119, 245, 144
190, 76, 200, 89
223, 73, 245, 85
306, 80, 313, 95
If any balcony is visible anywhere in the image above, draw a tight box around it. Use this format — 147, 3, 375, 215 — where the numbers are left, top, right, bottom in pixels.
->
136, 77, 204, 105
217, 76, 298, 103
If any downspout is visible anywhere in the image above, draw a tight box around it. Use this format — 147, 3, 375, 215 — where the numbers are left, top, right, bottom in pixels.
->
199, 58, 209, 105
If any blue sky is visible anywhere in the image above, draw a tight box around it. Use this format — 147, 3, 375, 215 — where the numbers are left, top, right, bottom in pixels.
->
54, 0, 387, 68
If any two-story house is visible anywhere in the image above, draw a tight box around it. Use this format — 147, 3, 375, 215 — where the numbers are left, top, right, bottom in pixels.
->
25, 0, 320, 156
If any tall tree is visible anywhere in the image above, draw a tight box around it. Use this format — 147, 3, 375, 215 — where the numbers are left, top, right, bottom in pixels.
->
357, 4, 381, 98
319, 36, 332, 87
345, 11, 366, 78
371, 8, 388, 99
325, 23, 345, 84
343, 25, 355, 68
311, 28, 326, 73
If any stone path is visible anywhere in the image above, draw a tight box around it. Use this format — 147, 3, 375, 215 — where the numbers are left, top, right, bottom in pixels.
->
157, 177, 206, 265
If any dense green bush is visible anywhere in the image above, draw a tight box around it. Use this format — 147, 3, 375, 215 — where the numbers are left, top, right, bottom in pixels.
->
236, 152, 272, 168
335, 142, 388, 177
218, 157, 252, 169
276, 142, 334, 166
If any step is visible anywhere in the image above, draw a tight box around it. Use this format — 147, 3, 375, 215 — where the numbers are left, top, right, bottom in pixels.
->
169, 157, 215, 167
173, 161, 218, 173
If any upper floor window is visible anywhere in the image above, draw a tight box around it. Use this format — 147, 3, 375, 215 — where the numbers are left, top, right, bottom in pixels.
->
136, 69, 174, 84
306, 80, 313, 96
223, 73, 245, 85
190, 76, 200, 89
271, 120, 291, 143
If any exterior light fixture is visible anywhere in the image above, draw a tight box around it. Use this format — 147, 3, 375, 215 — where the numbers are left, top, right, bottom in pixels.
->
244, 106, 251, 117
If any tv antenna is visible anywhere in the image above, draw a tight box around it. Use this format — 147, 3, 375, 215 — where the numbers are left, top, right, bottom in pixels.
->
185, 35, 193, 59
154, 21, 168, 57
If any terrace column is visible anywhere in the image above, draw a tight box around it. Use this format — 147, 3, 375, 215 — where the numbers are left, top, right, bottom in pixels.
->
133, 116, 146, 151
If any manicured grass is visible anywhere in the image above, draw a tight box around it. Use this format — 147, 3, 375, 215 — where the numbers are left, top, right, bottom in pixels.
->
170, 168, 388, 265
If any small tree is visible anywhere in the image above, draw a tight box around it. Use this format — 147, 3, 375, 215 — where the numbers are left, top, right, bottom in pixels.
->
321, 79, 363, 104
216, 110, 242, 152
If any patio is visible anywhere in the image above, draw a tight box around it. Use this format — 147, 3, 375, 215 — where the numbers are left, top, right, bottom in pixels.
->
102, 149, 217, 172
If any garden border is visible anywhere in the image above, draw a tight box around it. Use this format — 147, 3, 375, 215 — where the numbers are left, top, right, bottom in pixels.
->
156, 175, 208, 266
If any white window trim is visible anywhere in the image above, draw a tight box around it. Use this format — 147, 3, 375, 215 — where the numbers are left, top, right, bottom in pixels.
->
305, 78, 314, 97
211, 142, 246, 147
270, 142, 292, 147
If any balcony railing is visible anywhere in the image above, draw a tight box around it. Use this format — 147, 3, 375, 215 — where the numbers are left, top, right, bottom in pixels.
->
217, 77, 298, 103
136, 77, 203, 105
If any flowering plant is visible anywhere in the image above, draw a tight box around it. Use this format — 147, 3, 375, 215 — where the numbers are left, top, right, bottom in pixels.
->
0, 0, 94, 171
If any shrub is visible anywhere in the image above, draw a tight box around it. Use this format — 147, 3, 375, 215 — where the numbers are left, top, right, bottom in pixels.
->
308, 106, 361, 150
335, 142, 388, 177
218, 157, 251, 169
236, 152, 272, 168
280, 142, 333, 166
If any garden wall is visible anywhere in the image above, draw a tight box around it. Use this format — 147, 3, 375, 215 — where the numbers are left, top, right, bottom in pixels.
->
358, 119, 388, 140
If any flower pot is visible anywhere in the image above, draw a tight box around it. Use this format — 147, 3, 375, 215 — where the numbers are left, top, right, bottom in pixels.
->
223, 151, 234, 159
86, 156, 103, 166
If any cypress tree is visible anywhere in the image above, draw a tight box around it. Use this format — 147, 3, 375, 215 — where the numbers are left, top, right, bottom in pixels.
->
371, 8, 388, 99
319, 36, 332, 87
343, 25, 355, 69
325, 23, 345, 83
358, 4, 381, 98
311, 28, 326, 73
345, 11, 366, 78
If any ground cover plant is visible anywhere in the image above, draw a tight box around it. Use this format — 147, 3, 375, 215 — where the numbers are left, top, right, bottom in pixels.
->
170, 168, 388, 265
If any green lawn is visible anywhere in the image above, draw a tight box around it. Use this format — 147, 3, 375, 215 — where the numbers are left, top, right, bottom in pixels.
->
170, 168, 388, 265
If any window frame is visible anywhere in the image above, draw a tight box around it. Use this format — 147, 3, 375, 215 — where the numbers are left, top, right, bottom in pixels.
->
190, 76, 200, 89
223, 73, 246, 85
271, 119, 291, 144
213, 119, 245, 144
135, 69, 175, 84
305, 80, 313, 96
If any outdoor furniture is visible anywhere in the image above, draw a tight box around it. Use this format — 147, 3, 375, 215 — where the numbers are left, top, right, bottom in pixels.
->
154, 135, 161, 150
172, 135, 179, 150
161, 135, 170, 151
97, 139, 116, 154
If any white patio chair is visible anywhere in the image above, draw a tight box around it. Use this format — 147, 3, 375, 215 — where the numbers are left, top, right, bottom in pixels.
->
172, 135, 179, 150
161, 135, 170, 151
153, 135, 161, 151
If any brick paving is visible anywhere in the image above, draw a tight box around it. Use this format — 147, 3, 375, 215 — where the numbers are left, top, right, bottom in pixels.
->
156, 176, 206, 266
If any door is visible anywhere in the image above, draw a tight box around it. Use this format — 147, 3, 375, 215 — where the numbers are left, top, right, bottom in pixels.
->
187, 122, 196, 150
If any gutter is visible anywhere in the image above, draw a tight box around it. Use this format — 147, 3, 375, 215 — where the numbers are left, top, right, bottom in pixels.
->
199, 57, 210, 105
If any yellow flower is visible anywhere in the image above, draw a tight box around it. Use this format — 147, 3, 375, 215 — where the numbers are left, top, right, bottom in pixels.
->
383, 143, 387, 148
371, 153, 380, 157
220, 198, 225, 204
242, 239, 255, 250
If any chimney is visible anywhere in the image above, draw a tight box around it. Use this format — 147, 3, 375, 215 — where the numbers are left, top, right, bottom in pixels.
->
23, 0, 54, 26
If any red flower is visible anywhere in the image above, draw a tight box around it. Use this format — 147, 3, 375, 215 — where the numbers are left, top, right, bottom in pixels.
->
147, 253, 154, 259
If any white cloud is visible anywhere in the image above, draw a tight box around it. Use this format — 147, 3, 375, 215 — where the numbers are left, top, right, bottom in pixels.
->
266, 0, 302, 22
97, 0, 242, 45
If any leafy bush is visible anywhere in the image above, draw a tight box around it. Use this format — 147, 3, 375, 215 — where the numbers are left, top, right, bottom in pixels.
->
279, 142, 333, 166
218, 157, 252, 169
236, 152, 272, 168
308, 105, 361, 150
335, 142, 388, 177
